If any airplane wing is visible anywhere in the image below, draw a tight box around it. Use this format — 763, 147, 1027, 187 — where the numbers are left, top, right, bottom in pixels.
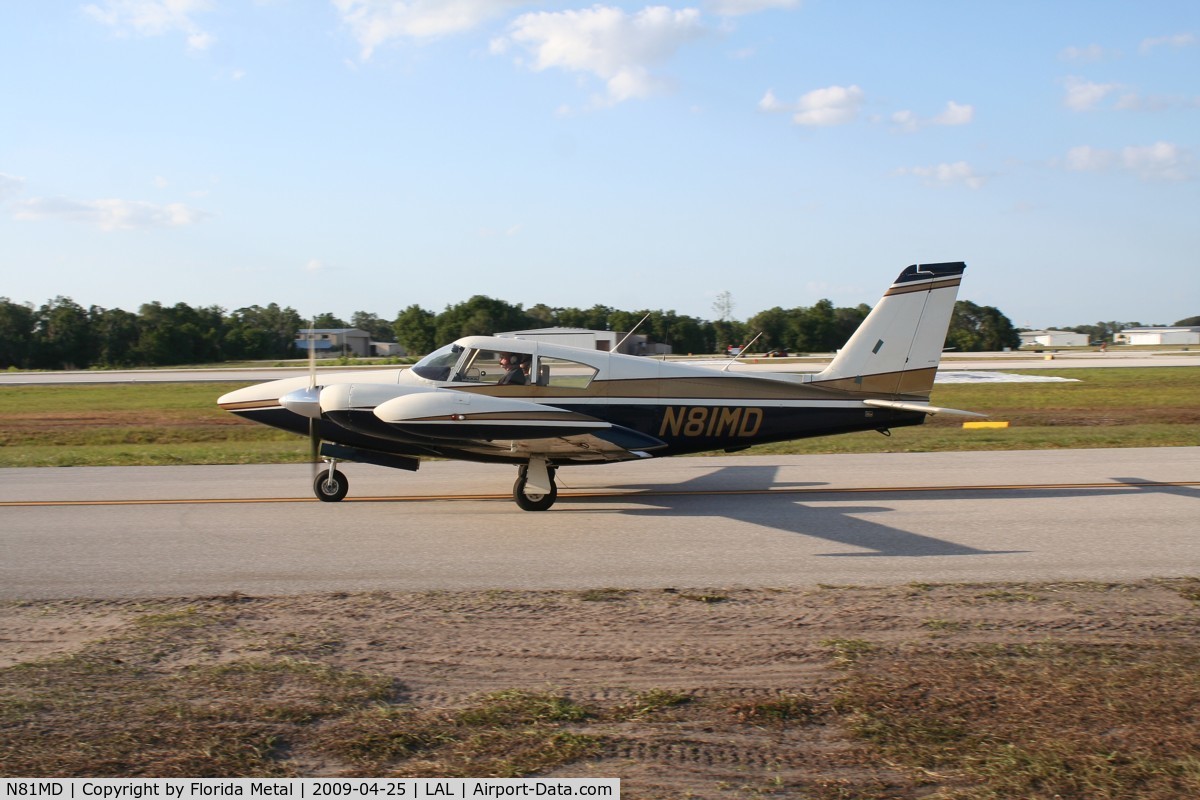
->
371, 389, 667, 462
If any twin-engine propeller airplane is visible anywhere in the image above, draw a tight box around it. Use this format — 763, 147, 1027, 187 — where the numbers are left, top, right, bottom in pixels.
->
218, 262, 979, 510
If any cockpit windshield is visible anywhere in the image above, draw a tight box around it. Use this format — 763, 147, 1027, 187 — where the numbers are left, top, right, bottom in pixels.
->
410, 343, 463, 382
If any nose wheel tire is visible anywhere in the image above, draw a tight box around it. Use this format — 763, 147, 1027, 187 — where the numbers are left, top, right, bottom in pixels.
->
314, 469, 349, 502
514, 471, 557, 511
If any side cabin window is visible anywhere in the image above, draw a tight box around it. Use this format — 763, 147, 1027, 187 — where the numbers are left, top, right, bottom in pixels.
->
457, 349, 534, 386
448, 349, 599, 388
535, 356, 598, 389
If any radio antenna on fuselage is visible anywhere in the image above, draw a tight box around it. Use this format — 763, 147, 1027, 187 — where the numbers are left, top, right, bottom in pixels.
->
721, 331, 764, 372
614, 312, 652, 353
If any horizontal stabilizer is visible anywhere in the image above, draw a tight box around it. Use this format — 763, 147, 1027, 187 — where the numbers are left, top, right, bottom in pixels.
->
863, 398, 987, 417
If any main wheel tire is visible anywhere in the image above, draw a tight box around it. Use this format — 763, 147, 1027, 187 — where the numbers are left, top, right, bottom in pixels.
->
314, 469, 349, 502
513, 474, 557, 511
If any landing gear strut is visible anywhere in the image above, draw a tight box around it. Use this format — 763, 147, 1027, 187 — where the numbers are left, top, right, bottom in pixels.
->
514, 458, 557, 511
314, 460, 349, 502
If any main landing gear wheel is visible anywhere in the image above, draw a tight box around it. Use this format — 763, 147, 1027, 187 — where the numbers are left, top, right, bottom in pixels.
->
314, 468, 349, 502
513, 464, 558, 511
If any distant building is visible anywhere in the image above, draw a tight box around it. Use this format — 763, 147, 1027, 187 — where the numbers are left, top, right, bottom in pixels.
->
1019, 330, 1090, 348
294, 328, 371, 357
498, 327, 671, 356
370, 341, 406, 357
1115, 326, 1200, 346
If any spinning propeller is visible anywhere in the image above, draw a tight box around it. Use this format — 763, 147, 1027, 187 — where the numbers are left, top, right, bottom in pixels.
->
307, 320, 320, 472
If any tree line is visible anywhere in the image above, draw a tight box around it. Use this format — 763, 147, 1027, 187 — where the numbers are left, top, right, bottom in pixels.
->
1, 293, 1025, 371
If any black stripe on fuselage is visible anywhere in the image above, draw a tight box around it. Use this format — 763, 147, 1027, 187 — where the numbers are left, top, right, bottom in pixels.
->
234, 400, 927, 465
550, 401, 926, 456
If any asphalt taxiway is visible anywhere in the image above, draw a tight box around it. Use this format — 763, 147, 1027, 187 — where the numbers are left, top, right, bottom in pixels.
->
2, 448, 1197, 599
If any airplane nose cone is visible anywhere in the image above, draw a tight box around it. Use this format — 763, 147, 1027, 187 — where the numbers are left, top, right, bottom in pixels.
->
280, 386, 323, 419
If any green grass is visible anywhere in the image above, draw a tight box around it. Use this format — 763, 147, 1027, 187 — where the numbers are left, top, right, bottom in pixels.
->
932, 366, 1200, 413
0, 441, 310, 468
1, 368, 1197, 467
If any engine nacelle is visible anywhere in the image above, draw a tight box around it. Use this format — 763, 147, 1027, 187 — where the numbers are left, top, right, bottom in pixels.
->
373, 389, 606, 440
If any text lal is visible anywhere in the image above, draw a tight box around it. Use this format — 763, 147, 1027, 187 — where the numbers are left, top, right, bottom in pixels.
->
435, 785, 577, 797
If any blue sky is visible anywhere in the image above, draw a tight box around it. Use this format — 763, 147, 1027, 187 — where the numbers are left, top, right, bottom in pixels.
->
2, 1, 1197, 329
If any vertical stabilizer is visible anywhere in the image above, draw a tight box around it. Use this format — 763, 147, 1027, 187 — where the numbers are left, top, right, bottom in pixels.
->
811, 262, 965, 398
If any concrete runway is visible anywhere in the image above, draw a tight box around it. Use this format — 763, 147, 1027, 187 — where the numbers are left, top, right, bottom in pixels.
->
2, 448, 1197, 599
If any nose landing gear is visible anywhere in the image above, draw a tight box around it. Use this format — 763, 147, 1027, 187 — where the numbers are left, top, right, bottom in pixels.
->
314, 460, 349, 502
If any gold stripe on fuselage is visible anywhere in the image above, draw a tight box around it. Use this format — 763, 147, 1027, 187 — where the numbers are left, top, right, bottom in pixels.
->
461, 375, 866, 402
218, 400, 283, 412
808, 367, 937, 396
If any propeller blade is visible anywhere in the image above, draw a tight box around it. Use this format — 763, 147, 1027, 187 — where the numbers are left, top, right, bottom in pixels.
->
309, 417, 321, 479
307, 318, 317, 390
306, 319, 319, 478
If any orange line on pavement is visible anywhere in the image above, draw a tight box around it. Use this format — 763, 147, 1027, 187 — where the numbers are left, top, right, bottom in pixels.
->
2, 481, 1195, 508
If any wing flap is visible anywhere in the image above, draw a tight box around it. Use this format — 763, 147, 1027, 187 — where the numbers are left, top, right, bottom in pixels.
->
494, 425, 667, 462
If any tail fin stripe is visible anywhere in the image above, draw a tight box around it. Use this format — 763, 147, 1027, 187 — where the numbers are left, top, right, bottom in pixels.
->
884, 277, 962, 297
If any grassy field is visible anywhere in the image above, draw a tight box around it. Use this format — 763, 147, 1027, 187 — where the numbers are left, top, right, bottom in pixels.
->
1, 367, 1197, 467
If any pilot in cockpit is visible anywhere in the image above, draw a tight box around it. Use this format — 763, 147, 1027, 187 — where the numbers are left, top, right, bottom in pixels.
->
497, 353, 527, 385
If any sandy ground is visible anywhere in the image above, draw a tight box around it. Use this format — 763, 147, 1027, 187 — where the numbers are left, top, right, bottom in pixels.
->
3, 580, 1198, 796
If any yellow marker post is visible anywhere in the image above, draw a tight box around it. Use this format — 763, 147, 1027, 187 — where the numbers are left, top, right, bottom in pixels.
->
963, 421, 1010, 429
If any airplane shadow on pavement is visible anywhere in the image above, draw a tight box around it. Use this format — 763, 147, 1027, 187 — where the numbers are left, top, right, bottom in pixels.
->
556, 463, 1198, 559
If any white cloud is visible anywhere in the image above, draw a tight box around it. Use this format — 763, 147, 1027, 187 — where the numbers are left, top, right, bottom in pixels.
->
705, 0, 799, 15
932, 100, 974, 126
495, 6, 708, 107
1063, 76, 1119, 111
83, 0, 216, 51
333, 0, 526, 58
477, 224, 523, 238
0, 173, 25, 202
1114, 90, 1200, 112
889, 109, 917, 132
761, 84, 864, 126
1065, 145, 1115, 172
13, 196, 210, 231
1121, 142, 1192, 181
1064, 142, 1192, 181
1139, 32, 1196, 55
891, 100, 973, 132
757, 88, 783, 112
896, 161, 986, 190
793, 84, 863, 126
1059, 43, 1119, 62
